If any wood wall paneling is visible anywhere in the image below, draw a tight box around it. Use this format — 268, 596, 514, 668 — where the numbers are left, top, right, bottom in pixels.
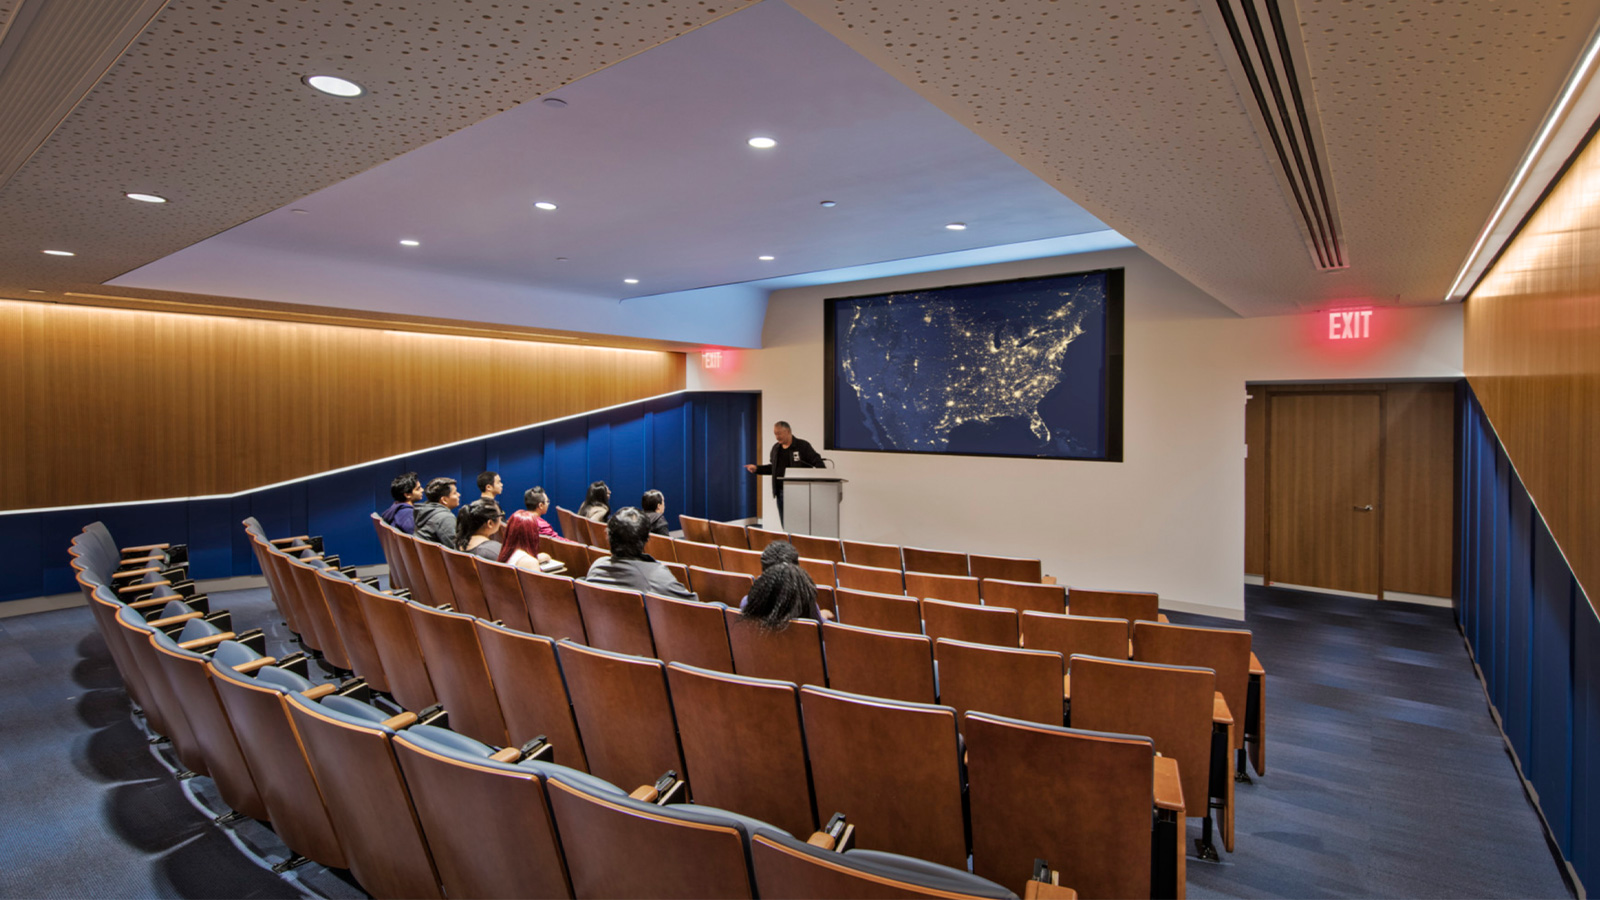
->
0, 302, 686, 510
1244, 390, 1265, 575
1267, 392, 1383, 594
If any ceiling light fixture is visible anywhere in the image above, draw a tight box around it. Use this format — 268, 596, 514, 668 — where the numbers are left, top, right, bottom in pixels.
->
624, 278, 640, 284
534, 201, 558, 211
542, 97, 568, 108
126, 192, 167, 203
304, 74, 364, 98
819, 200, 837, 208
399, 239, 420, 247
758, 255, 775, 261
945, 222, 968, 231
747, 136, 777, 149
291, 209, 309, 215
42, 249, 74, 256
27, 289, 45, 293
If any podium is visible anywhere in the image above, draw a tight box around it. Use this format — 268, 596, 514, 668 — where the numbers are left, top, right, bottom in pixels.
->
781, 475, 848, 538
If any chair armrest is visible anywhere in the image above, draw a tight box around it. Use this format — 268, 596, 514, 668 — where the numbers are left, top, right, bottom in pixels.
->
232, 656, 277, 674
1157, 613, 1169, 623
489, 747, 521, 764
128, 596, 171, 610
118, 580, 170, 594
1062, 673, 1071, 699
302, 683, 338, 700
121, 543, 171, 553
1025, 881, 1078, 899
1213, 692, 1234, 726
629, 784, 661, 802
1152, 755, 1185, 812
148, 610, 204, 628
1249, 651, 1265, 676
112, 566, 162, 580
117, 555, 164, 569
269, 535, 311, 546
178, 631, 236, 651
806, 831, 837, 851
381, 711, 418, 730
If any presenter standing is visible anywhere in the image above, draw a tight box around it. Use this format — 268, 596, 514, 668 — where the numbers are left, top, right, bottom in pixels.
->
744, 420, 824, 528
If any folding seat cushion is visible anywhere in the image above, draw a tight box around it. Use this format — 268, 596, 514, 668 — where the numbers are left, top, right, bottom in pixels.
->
901, 546, 970, 578
572, 580, 656, 658
788, 533, 843, 563
709, 520, 750, 550
981, 579, 1067, 615
921, 598, 1019, 647
690, 566, 753, 609
473, 621, 589, 771
1021, 612, 1129, 662
677, 514, 715, 544
904, 572, 982, 606
317, 571, 391, 693
438, 545, 492, 619
750, 829, 1017, 900
646, 593, 735, 673
473, 556, 532, 633
837, 562, 904, 595
833, 588, 923, 635
673, 539, 723, 571
842, 540, 902, 570
147, 629, 269, 821
724, 609, 827, 687
353, 586, 438, 712
404, 601, 509, 745
820, 621, 937, 705
515, 568, 587, 643
719, 546, 766, 578
555, 641, 686, 791
933, 639, 1064, 727
968, 554, 1043, 584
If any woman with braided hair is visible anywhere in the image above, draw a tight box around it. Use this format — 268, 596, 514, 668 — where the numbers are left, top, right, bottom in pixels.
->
739, 561, 826, 630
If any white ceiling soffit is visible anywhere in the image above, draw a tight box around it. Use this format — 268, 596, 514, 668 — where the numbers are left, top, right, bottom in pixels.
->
788, 0, 1600, 317
0, 0, 758, 297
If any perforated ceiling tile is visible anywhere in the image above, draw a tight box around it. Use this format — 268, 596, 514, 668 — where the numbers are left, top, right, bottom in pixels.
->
788, 0, 1596, 314
0, 0, 755, 294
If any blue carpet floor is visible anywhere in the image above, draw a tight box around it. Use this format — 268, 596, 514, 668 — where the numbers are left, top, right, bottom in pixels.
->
0, 582, 1573, 898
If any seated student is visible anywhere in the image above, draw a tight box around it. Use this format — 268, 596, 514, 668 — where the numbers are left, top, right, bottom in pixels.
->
740, 562, 825, 630
413, 477, 462, 547
576, 480, 611, 522
456, 500, 506, 561
477, 470, 503, 503
380, 471, 423, 534
523, 487, 561, 538
640, 489, 670, 536
498, 510, 556, 571
741, 541, 833, 620
583, 507, 696, 599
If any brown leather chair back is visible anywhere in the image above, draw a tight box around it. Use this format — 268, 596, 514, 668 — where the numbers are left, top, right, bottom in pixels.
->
965, 712, 1155, 898
573, 581, 656, 657
1068, 588, 1160, 636
1021, 611, 1129, 661
318, 572, 392, 692
788, 533, 843, 563
1070, 654, 1214, 822
473, 621, 588, 771
555, 506, 583, 541
821, 621, 937, 704
799, 686, 966, 867
646, 531, 678, 562
85, 582, 160, 728
662, 560, 692, 590
545, 776, 756, 899
797, 556, 836, 588
710, 520, 751, 549
584, 544, 609, 567
720, 546, 766, 578
372, 518, 406, 591
555, 640, 687, 790
933, 638, 1063, 727
288, 557, 348, 665
750, 831, 1010, 899
583, 516, 611, 550
439, 545, 492, 619
405, 601, 510, 745
902, 546, 970, 577
834, 588, 923, 635
815, 584, 837, 618
515, 567, 587, 642
980, 578, 1066, 615
353, 586, 439, 711
666, 663, 817, 837
678, 514, 715, 544
725, 608, 827, 687
968, 553, 1043, 583
251, 537, 304, 635
391, 733, 571, 900
837, 562, 905, 595
412, 538, 461, 612
394, 535, 432, 606
843, 539, 902, 570
646, 592, 735, 673
673, 538, 723, 572
747, 526, 786, 552
922, 598, 1020, 648
690, 566, 754, 608
114, 610, 206, 775
1133, 620, 1251, 752
148, 636, 268, 821
905, 571, 982, 605
284, 694, 443, 899
473, 557, 532, 633
541, 536, 589, 575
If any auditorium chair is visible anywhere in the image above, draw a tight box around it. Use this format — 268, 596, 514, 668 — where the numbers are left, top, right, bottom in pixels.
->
834, 588, 924, 635
815, 583, 837, 618
573, 581, 657, 658
661, 560, 693, 592
1021, 611, 1130, 663
677, 514, 715, 544
555, 506, 583, 541
646, 531, 678, 562
370, 515, 406, 592
964, 712, 1184, 899
672, 538, 723, 572
788, 533, 843, 563
724, 608, 827, 687
746, 525, 786, 552
555, 640, 687, 791
263, 548, 324, 652
315, 570, 393, 694
584, 516, 611, 550
82, 580, 164, 728
352, 585, 439, 712
242, 516, 323, 556
980, 578, 1067, 615
968, 554, 1043, 584
1133, 620, 1266, 779
838, 562, 905, 595
921, 598, 1020, 648
690, 565, 753, 608
393, 535, 432, 605
438, 545, 492, 619
86, 520, 188, 567
1068, 654, 1234, 858
114, 605, 222, 776
645, 593, 736, 673
933, 638, 1064, 727
843, 539, 903, 570
902, 546, 971, 578
284, 692, 444, 899
797, 556, 837, 588
391, 725, 588, 899
749, 829, 1024, 900
1067, 588, 1161, 637
541, 537, 590, 576
666, 663, 818, 837
472, 557, 533, 633
515, 568, 588, 643
820, 621, 938, 705
404, 601, 510, 745
709, 520, 751, 550
719, 546, 765, 578
473, 621, 589, 771
798, 685, 967, 867
583, 544, 609, 567
905, 571, 982, 606
285, 557, 354, 671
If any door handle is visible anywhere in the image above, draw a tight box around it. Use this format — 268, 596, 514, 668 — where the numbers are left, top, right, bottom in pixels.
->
1353, 505, 1374, 512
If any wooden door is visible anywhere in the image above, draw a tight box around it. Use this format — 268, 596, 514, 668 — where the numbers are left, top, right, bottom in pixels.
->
1267, 392, 1382, 594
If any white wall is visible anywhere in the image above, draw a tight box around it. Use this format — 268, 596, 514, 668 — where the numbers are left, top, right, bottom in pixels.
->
691, 247, 1463, 618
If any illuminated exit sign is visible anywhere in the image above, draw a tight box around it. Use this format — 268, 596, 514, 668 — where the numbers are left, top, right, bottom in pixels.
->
702, 350, 723, 368
1328, 309, 1372, 340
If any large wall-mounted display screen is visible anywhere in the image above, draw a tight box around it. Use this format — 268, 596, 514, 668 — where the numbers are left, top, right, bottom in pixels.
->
824, 269, 1123, 461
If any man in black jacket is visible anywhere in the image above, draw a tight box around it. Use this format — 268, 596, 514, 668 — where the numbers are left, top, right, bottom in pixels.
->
413, 477, 461, 546
744, 420, 824, 527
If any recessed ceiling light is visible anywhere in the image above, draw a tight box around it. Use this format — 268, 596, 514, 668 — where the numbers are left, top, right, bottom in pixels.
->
542, 97, 568, 108
758, 255, 775, 261
555, 257, 570, 262
945, 222, 968, 231
42, 249, 74, 256
399, 239, 420, 247
534, 201, 558, 211
624, 278, 639, 285
27, 289, 45, 293
747, 136, 777, 149
304, 74, 364, 97
291, 208, 309, 215
126, 192, 166, 203
819, 200, 837, 208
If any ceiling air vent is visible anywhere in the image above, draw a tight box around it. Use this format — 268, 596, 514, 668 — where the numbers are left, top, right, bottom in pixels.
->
1204, 0, 1347, 271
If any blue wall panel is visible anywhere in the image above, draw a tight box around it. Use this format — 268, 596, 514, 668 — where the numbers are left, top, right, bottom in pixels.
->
1531, 513, 1574, 851
3, 392, 758, 604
